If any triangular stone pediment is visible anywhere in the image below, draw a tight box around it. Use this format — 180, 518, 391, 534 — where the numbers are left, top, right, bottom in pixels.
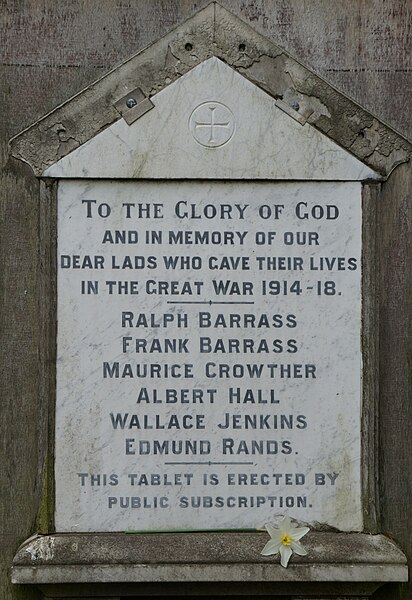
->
10, 3, 411, 178
44, 58, 377, 181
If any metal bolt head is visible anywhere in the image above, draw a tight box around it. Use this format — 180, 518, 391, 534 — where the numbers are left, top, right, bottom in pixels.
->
291, 101, 300, 111
126, 98, 137, 108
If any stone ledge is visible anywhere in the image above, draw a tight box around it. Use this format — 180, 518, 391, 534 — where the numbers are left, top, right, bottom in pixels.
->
12, 532, 408, 585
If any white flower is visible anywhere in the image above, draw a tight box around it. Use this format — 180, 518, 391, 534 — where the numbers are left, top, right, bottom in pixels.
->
261, 515, 310, 568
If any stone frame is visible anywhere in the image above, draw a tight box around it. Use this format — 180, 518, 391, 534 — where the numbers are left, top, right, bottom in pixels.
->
9, 3, 411, 598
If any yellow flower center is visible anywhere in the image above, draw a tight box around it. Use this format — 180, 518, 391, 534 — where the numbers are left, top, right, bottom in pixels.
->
281, 534, 291, 546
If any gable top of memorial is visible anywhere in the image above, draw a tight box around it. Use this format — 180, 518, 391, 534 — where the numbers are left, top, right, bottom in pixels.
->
41, 58, 377, 181
9, 3, 411, 179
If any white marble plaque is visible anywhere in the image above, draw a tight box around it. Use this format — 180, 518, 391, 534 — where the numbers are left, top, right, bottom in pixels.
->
55, 180, 362, 532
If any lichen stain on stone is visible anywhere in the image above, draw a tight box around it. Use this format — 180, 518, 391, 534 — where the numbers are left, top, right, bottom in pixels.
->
284, 70, 376, 148
50, 123, 67, 139
24, 537, 55, 562
145, 44, 199, 96
44, 123, 79, 159
58, 137, 80, 159
369, 147, 409, 176
283, 89, 331, 123
240, 54, 295, 98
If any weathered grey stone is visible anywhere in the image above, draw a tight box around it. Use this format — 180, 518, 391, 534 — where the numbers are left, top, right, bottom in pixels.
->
9, 3, 412, 178
2, 3, 412, 600
42, 59, 379, 180
12, 532, 407, 577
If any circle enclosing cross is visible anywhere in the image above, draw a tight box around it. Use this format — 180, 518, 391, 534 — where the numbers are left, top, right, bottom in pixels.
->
189, 102, 235, 148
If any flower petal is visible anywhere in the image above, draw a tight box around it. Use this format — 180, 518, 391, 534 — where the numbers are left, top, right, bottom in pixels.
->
278, 515, 293, 534
290, 540, 308, 556
290, 526, 310, 541
279, 544, 293, 568
261, 539, 282, 556
265, 523, 280, 539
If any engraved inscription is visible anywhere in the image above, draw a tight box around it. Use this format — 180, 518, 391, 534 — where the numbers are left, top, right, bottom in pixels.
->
55, 180, 363, 532
189, 102, 235, 148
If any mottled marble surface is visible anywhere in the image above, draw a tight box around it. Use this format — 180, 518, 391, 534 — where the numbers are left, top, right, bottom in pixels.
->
55, 180, 362, 532
44, 58, 378, 180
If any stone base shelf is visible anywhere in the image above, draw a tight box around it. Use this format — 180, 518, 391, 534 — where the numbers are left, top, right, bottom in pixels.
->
12, 532, 407, 598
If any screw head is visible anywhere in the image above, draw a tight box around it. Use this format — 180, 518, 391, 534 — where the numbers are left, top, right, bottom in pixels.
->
126, 98, 137, 108
291, 101, 300, 111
